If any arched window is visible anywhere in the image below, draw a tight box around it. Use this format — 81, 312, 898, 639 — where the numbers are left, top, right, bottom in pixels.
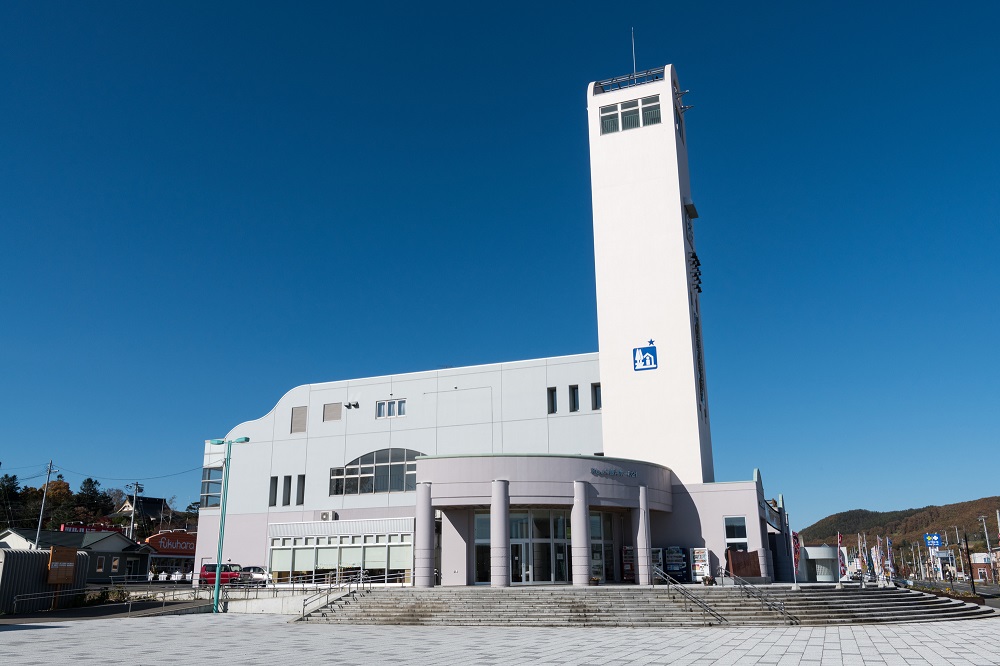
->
329, 448, 423, 496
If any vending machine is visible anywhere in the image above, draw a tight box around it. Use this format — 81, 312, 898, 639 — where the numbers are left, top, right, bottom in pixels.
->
691, 548, 711, 582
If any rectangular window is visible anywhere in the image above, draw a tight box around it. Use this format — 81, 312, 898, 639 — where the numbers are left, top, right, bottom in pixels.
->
569, 385, 580, 412
641, 95, 661, 126
375, 399, 407, 419
724, 516, 748, 552
600, 104, 619, 135
111, 557, 120, 573
282, 475, 292, 506
323, 402, 343, 421
329, 468, 344, 496
296, 474, 305, 505
268, 476, 278, 507
591, 383, 602, 410
200, 467, 222, 508
290, 406, 307, 433
547, 387, 557, 414
621, 100, 640, 130
96, 556, 105, 573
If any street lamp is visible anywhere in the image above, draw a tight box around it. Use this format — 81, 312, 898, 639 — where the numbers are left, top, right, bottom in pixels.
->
206, 436, 250, 613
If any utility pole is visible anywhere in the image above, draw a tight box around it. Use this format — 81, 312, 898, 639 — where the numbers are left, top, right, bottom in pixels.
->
33, 460, 55, 549
950, 526, 964, 578
126, 482, 144, 541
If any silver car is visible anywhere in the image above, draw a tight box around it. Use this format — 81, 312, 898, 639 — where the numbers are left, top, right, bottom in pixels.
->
243, 566, 272, 587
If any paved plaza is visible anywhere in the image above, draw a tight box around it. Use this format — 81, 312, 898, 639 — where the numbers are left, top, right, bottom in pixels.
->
1, 614, 999, 665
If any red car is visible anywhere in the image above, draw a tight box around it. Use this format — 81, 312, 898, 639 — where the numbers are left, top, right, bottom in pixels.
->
199, 563, 250, 586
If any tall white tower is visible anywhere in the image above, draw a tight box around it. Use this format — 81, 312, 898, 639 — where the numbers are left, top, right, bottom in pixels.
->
587, 65, 714, 484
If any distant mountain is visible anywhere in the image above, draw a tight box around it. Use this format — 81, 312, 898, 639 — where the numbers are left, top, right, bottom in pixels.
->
799, 496, 1000, 549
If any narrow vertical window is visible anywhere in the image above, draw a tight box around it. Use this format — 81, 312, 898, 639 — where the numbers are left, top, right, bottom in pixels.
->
282, 475, 291, 506
641, 95, 661, 126
569, 385, 580, 412
323, 402, 343, 421
376, 401, 386, 418
397, 399, 406, 416
621, 100, 640, 130
296, 474, 305, 505
268, 476, 278, 507
600, 104, 619, 135
591, 383, 602, 410
547, 387, 557, 414
290, 406, 307, 433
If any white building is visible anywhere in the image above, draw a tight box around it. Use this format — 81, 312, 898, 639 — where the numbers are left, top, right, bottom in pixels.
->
194, 65, 794, 587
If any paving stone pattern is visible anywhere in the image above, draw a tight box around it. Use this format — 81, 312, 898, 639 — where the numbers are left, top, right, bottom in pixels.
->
2, 614, 1000, 665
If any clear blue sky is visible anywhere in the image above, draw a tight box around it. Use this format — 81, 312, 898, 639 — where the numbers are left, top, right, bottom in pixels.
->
1, 2, 997, 529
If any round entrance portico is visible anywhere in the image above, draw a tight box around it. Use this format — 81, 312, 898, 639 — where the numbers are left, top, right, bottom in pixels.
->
413, 454, 672, 587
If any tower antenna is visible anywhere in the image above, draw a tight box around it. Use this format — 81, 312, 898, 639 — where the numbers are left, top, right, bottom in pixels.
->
631, 27, 636, 78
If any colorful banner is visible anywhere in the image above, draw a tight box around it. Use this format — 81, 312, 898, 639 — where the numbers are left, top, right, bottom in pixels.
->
837, 532, 846, 577
792, 531, 801, 571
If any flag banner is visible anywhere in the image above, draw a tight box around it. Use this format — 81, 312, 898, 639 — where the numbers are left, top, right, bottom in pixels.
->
838, 532, 846, 577
792, 531, 801, 571
886, 538, 895, 576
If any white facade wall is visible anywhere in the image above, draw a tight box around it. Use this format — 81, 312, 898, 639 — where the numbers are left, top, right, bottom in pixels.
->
587, 66, 714, 484
194, 354, 603, 569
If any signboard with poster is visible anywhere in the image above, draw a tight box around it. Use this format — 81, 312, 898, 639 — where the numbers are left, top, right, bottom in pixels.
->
48, 546, 76, 585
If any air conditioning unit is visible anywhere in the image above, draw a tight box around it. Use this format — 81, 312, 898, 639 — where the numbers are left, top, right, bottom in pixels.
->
319, 511, 338, 521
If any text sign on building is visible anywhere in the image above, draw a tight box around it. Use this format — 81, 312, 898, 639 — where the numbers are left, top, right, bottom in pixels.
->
591, 468, 637, 478
633, 341, 657, 371
145, 531, 197, 556
47, 546, 76, 585
924, 533, 941, 549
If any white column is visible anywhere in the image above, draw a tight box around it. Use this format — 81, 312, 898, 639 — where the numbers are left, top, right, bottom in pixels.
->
414, 482, 435, 587
490, 480, 510, 588
634, 485, 651, 585
571, 481, 591, 587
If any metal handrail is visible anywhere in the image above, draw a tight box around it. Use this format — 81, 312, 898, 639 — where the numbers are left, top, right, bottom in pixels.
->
299, 570, 372, 619
717, 567, 799, 625
652, 566, 728, 625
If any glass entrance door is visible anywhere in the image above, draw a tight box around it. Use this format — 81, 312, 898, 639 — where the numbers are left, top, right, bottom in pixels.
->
511, 542, 531, 583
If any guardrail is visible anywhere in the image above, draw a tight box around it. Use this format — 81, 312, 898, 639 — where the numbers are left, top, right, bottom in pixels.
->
299, 570, 373, 620
716, 567, 799, 625
652, 566, 728, 625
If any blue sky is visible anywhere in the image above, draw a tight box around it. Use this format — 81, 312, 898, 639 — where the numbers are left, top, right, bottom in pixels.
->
1, 2, 997, 529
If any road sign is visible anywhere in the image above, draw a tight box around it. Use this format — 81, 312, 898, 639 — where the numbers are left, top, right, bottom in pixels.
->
924, 533, 941, 549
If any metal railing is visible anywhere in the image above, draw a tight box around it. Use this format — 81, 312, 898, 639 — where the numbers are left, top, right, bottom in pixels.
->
717, 567, 799, 625
11, 585, 200, 616
299, 570, 373, 620
652, 566, 728, 625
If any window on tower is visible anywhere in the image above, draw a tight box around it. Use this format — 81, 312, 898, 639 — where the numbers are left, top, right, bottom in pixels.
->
599, 95, 661, 135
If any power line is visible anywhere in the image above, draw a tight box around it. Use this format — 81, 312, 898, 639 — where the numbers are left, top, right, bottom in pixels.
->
54, 463, 208, 483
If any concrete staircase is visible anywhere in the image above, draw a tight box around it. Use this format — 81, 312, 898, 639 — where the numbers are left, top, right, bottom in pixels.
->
300, 585, 998, 627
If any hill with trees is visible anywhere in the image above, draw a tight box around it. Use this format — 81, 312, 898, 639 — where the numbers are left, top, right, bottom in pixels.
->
0, 473, 196, 540
799, 496, 1000, 551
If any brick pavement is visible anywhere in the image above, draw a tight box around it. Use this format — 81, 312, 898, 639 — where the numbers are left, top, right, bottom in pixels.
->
1, 614, 999, 664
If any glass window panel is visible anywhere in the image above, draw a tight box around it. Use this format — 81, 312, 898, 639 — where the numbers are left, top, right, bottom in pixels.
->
532, 511, 551, 539
590, 513, 602, 540
405, 449, 418, 461
642, 105, 661, 126
360, 452, 375, 465
293, 548, 315, 571
376, 402, 386, 418
359, 476, 374, 493
364, 535, 375, 543
374, 465, 390, 493
591, 544, 604, 578
345, 466, 359, 476
601, 115, 619, 135
364, 546, 388, 568
600, 105, 617, 115
621, 99, 639, 109
202, 494, 220, 507
405, 463, 416, 472
316, 547, 339, 568
375, 449, 390, 464
603, 513, 613, 541
203, 467, 223, 481
622, 108, 640, 130
475, 513, 491, 541
641, 95, 659, 105
401, 534, 411, 542
404, 473, 416, 492
331, 468, 344, 477
387, 401, 395, 417
389, 544, 412, 569
344, 477, 358, 494
397, 399, 406, 416
376, 535, 388, 543
604, 543, 615, 581
360, 466, 374, 475
510, 513, 530, 540
390, 448, 405, 462
553, 512, 567, 540
340, 546, 363, 567
389, 463, 405, 492
725, 517, 747, 539
475, 544, 491, 583
270, 549, 292, 571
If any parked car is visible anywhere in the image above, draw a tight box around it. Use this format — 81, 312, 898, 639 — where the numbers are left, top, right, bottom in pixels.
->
243, 566, 272, 587
199, 563, 250, 586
